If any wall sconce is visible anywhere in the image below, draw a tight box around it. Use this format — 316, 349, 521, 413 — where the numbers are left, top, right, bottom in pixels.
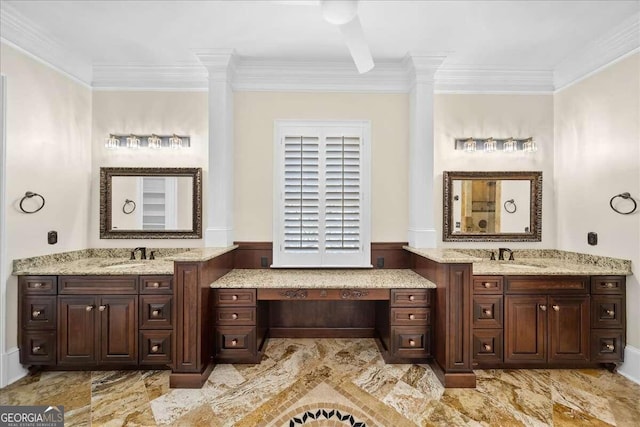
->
455, 137, 537, 153
105, 134, 191, 149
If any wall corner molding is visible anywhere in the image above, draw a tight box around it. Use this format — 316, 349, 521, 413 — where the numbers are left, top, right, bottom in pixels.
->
554, 12, 640, 91
435, 67, 555, 94
0, 2, 92, 84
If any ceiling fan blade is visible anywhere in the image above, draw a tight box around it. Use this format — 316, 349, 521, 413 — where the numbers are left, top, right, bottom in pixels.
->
338, 16, 374, 74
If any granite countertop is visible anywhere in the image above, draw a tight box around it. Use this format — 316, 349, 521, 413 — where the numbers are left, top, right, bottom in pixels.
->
12, 246, 237, 276
403, 246, 481, 263
210, 269, 436, 289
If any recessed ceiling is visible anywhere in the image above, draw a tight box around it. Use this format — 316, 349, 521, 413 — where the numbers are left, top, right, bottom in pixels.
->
4, 0, 638, 67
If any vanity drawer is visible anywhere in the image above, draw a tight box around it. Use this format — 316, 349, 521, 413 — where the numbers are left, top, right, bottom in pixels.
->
591, 296, 625, 329
215, 307, 256, 326
473, 329, 503, 364
19, 276, 57, 295
391, 326, 431, 358
591, 276, 625, 294
59, 276, 138, 295
215, 326, 257, 360
214, 289, 256, 306
140, 276, 173, 294
390, 307, 430, 325
390, 289, 431, 307
473, 295, 503, 329
140, 295, 173, 329
139, 330, 172, 365
505, 276, 588, 294
591, 330, 624, 362
473, 276, 503, 294
20, 331, 56, 365
21, 296, 56, 330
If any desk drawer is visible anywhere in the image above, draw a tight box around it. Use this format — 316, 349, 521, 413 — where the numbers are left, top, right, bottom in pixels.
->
215, 326, 256, 360
20, 331, 56, 365
473, 276, 503, 294
140, 276, 173, 294
591, 330, 624, 362
140, 295, 173, 329
390, 289, 430, 307
591, 296, 624, 329
591, 276, 625, 294
391, 326, 431, 358
139, 330, 172, 365
215, 289, 256, 306
473, 329, 503, 364
20, 276, 57, 295
22, 296, 56, 330
390, 307, 430, 325
215, 307, 256, 326
473, 295, 503, 329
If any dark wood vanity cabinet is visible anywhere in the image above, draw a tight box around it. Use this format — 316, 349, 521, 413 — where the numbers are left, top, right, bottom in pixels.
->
473, 274, 625, 368
19, 274, 173, 369
388, 289, 432, 359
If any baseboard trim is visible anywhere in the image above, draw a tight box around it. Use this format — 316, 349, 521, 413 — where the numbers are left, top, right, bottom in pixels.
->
2, 346, 27, 387
618, 344, 640, 385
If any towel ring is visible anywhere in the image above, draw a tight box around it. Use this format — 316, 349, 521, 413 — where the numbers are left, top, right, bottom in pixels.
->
19, 191, 45, 214
609, 192, 637, 215
122, 199, 136, 214
504, 199, 517, 214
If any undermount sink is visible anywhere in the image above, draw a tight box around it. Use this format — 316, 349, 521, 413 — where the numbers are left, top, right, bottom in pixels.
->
499, 262, 547, 269
101, 262, 146, 269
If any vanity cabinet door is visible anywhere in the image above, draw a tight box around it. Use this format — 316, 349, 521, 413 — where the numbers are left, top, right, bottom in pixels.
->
548, 296, 590, 362
58, 296, 99, 366
505, 295, 546, 363
99, 296, 138, 364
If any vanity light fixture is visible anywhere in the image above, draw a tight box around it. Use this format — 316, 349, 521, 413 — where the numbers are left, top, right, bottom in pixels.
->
104, 134, 191, 149
454, 137, 536, 154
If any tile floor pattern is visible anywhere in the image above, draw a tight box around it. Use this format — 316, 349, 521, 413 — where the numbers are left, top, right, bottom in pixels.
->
1, 338, 640, 426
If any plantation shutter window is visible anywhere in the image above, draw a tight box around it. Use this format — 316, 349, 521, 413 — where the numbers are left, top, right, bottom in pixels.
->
274, 122, 371, 268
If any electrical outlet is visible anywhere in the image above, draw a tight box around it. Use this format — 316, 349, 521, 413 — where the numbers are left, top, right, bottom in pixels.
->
588, 232, 598, 246
376, 257, 384, 268
47, 230, 57, 245
260, 256, 268, 268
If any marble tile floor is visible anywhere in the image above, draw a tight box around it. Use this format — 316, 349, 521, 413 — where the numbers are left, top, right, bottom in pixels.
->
1, 338, 639, 426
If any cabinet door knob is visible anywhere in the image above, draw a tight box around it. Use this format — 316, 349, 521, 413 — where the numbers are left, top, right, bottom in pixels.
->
552, 305, 559, 312
605, 344, 615, 351
408, 295, 415, 301
483, 282, 492, 288
32, 282, 42, 288
151, 310, 160, 317
539, 304, 547, 311
483, 344, 492, 351
32, 346, 41, 353
151, 345, 159, 353
231, 295, 238, 301
408, 339, 416, 347
483, 309, 492, 316
32, 310, 42, 318
86, 305, 94, 312
98, 305, 107, 312
604, 282, 615, 289
231, 313, 238, 320
408, 314, 415, 320
151, 282, 160, 288
230, 339, 238, 347
606, 309, 615, 316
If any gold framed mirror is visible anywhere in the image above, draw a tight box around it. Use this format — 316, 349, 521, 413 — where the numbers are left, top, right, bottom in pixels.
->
443, 171, 542, 242
100, 167, 202, 239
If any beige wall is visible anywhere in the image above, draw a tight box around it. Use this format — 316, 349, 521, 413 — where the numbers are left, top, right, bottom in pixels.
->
234, 91, 409, 242
90, 90, 208, 247
434, 94, 555, 248
554, 53, 640, 349
1, 43, 92, 352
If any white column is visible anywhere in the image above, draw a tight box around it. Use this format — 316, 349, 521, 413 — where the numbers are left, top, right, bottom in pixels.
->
196, 50, 236, 247
405, 54, 445, 248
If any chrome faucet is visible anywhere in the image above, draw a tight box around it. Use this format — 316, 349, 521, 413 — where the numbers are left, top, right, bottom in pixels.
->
498, 247, 514, 261
131, 247, 147, 260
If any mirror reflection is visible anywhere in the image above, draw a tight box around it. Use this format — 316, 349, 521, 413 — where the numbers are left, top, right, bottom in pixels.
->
443, 171, 542, 242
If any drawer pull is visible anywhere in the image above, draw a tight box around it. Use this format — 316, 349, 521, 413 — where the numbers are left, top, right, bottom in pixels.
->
552, 305, 559, 312
408, 339, 416, 347
408, 314, 415, 320
604, 343, 615, 351
230, 339, 238, 347
86, 305, 94, 312
408, 295, 415, 301
151, 310, 160, 317
539, 304, 547, 311
32, 346, 41, 353
482, 309, 492, 316
98, 305, 107, 312
483, 282, 492, 288
151, 345, 160, 353
151, 282, 160, 288
604, 282, 615, 289
231, 295, 238, 301
32, 283, 43, 288
32, 310, 42, 318
483, 344, 492, 351
231, 313, 238, 320
606, 309, 615, 316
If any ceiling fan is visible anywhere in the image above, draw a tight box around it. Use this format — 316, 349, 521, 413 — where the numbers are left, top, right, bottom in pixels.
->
275, 0, 375, 74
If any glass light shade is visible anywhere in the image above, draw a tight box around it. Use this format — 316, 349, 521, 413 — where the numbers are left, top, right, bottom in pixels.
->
126, 135, 140, 149
522, 138, 537, 152
483, 138, 496, 152
503, 138, 516, 153
105, 134, 120, 149
463, 138, 476, 152
169, 134, 183, 149
148, 134, 162, 149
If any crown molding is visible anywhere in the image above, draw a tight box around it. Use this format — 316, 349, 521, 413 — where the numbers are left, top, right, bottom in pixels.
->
194, 49, 237, 83
91, 63, 208, 90
0, 2, 92, 84
435, 67, 555, 94
554, 12, 640, 91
